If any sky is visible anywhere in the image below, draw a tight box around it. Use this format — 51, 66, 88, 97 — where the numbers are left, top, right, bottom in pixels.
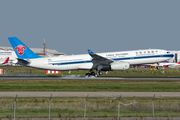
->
0, 0, 180, 55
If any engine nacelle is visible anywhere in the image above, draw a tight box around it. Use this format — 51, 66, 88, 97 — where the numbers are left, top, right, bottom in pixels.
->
100, 62, 130, 71
110, 62, 130, 70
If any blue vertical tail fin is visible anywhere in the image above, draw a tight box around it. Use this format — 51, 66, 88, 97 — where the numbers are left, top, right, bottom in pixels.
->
8, 37, 43, 59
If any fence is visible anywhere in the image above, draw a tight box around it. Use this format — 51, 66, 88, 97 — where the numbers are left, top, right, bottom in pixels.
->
0, 96, 180, 119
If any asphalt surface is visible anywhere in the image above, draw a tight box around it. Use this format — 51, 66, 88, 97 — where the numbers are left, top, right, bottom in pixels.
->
0, 91, 179, 98
0, 76, 180, 80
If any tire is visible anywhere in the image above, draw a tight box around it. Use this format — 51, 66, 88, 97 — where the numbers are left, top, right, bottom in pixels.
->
91, 72, 95, 76
85, 73, 90, 77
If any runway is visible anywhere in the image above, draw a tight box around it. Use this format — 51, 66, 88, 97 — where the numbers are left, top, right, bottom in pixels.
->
0, 76, 179, 98
0, 91, 179, 98
1, 76, 180, 80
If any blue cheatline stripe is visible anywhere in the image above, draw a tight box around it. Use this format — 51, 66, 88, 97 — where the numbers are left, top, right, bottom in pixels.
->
113, 54, 173, 61
48, 54, 174, 66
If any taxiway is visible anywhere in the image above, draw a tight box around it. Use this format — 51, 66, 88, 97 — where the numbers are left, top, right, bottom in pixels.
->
0, 91, 179, 98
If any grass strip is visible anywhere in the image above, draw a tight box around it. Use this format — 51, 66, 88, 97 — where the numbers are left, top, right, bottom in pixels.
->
0, 80, 180, 91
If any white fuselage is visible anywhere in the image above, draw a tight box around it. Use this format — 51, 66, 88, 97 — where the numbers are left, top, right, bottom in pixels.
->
27, 49, 174, 70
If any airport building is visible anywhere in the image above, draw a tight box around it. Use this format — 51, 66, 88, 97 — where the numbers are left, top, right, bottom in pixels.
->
0, 46, 66, 64
0, 46, 65, 57
168, 51, 180, 63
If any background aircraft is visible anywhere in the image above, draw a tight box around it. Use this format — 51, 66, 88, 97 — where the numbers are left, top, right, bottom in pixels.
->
149, 61, 180, 68
0, 57, 9, 65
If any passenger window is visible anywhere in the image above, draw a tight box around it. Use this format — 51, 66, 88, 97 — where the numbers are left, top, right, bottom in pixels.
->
148, 51, 150, 53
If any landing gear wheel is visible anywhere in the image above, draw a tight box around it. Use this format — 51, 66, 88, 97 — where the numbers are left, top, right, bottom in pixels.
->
97, 71, 103, 75
99, 72, 103, 75
91, 72, 95, 76
85, 71, 96, 77
85, 73, 90, 77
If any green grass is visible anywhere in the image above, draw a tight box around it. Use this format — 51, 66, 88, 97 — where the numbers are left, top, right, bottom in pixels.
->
0, 80, 180, 91
1, 66, 180, 117
1, 66, 180, 92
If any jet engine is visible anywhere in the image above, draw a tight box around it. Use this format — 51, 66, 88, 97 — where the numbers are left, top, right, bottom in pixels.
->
101, 61, 130, 71
110, 61, 130, 70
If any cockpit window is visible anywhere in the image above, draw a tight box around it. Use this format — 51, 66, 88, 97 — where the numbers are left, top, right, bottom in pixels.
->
167, 52, 170, 53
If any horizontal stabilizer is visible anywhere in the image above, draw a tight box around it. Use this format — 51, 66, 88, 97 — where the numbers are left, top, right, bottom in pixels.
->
17, 59, 30, 66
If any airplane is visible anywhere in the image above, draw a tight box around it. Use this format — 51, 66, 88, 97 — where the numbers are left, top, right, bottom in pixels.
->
149, 61, 180, 68
0, 47, 17, 65
0, 57, 9, 65
8, 37, 174, 76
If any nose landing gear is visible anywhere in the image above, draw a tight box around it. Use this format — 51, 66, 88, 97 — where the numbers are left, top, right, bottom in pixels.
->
85, 70, 103, 77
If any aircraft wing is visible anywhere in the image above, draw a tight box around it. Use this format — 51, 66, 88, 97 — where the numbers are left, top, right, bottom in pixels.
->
88, 49, 114, 69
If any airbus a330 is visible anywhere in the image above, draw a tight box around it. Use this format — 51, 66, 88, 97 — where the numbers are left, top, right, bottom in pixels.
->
8, 37, 174, 76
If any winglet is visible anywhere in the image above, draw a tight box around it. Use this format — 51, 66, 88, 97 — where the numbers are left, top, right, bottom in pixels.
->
88, 49, 94, 54
2, 57, 9, 64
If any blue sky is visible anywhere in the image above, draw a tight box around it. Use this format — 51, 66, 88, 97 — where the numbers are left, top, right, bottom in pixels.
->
0, 0, 180, 55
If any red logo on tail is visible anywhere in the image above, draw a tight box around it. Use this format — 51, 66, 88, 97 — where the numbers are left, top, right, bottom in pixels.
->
15, 45, 26, 55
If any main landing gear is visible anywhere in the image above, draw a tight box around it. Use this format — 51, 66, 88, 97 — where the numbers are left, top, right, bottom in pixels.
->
85, 71, 96, 77
85, 70, 103, 77
86, 65, 103, 77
